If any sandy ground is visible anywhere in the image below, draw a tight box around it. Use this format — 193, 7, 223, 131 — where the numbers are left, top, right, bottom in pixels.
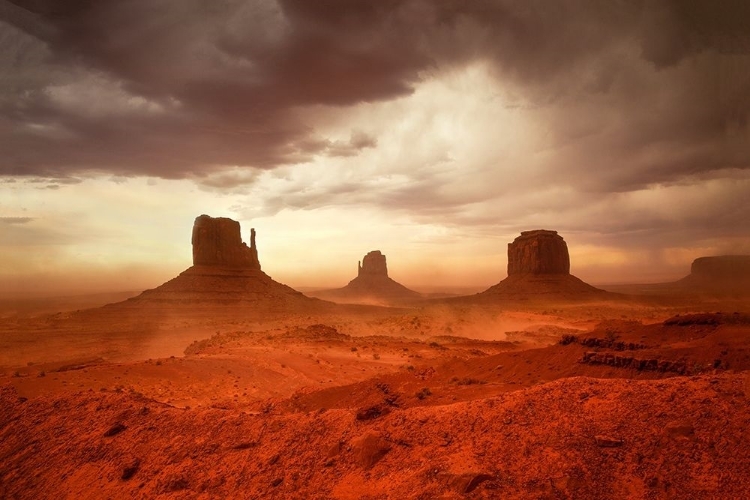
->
2, 291, 750, 498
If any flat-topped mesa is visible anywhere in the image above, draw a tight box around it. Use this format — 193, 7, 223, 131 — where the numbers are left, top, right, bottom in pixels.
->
191, 214, 260, 270
690, 255, 750, 282
507, 230, 570, 275
358, 250, 388, 277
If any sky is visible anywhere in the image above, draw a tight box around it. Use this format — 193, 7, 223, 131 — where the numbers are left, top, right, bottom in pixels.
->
1, 0, 750, 296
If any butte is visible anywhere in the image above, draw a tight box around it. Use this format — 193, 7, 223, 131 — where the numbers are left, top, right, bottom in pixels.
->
675, 255, 750, 296
310, 250, 422, 306
116, 214, 327, 312
478, 229, 605, 299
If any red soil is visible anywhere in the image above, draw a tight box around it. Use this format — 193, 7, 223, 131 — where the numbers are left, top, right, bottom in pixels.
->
2, 295, 750, 499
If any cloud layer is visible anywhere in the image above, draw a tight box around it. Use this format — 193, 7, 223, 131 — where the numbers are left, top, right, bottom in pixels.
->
1, 0, 748, 181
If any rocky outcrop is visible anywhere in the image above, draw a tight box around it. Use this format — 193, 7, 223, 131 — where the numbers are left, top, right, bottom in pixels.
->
358, 251, 388, 277
121, 215, 327, 310
579, 352, 695, 375
691, 256, 750, 280
310, 250, 421, 306
478, 230, 604, 299
192, 215, 260, 270
507, 230, 570, 275
676, 255, 750, 295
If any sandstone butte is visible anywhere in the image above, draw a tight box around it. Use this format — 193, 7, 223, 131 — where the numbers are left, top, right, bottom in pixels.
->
676, 255, 750, 295
480, 229, 605, 297
311, 250, 422, 305
117, 215, 324, 310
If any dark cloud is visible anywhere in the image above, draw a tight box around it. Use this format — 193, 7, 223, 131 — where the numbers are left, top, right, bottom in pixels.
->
0, 0, 748, 190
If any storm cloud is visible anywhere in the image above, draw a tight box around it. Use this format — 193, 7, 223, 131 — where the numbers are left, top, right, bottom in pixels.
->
0, 0, 747, 184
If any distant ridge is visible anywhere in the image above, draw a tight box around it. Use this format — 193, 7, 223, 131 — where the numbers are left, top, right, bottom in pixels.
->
675, 255, 750, 295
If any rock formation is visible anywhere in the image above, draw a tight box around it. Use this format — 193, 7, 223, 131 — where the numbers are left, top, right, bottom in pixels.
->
121, 215, 325, 310
479, 230, 604, 298
310, 250, 421, 306
192, 215, 260, 269
358, 251, 388, 277
690, 256, 750, 282
677, 255, 750, 295
507, 230, 570, 275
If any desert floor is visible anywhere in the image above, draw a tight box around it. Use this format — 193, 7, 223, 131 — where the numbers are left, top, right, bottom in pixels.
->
2, 290, 750, 498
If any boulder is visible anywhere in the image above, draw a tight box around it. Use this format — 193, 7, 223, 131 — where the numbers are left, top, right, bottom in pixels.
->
507, 230, 570, 275
191, 214, 260, 269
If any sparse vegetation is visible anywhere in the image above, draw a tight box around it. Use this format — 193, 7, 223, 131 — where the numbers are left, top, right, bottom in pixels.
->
452, 377, 486, 386
415, 387, 432, 400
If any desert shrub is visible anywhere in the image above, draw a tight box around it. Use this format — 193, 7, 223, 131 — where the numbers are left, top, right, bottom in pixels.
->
559, 334, 578, 345
454, 377, 486, 386
415, 387, 432, 400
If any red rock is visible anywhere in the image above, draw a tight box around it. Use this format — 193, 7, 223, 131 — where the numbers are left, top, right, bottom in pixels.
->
676, 255, 750, 295
358, 250, 388, 277
594, 435, 623, 447
191, 215, 260, 269
311, 250, 421, 305
117, 215, 327, 310
690, 255, 750, 281
352, 432, 391, 468
477, 230, 604, 298
507, 230, 570, 275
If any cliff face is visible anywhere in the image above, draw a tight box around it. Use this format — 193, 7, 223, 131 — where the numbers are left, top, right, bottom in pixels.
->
507, 230, 570, 275
478, 229, 603, 299
122, 214, 326, 309
675, 255, 750, 295
358, 251, 388, 277
690, 256, 750, 282
191, 215, 260, 270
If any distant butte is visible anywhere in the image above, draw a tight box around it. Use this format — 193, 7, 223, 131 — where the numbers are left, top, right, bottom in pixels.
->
192, 214, 260, 269
677, 255, 750, 295
311, 250, 421, 305
479, 229, 604, 298
122, 215, 324, 309
507, 230, 570, 275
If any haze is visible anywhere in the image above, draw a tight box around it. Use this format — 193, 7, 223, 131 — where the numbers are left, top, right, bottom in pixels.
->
1, 0, 749, 296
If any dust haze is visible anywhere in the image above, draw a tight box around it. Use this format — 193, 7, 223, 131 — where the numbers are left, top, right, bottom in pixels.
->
2, 1, 750, 498
2, 215, 750, 498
